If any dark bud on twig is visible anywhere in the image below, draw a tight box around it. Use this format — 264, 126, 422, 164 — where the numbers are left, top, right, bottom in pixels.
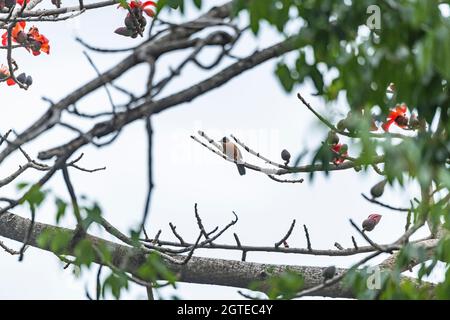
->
114, 27, 133, 37
131, 7, 142, 17
124, 15, 135, 29
326, 131, 339, 145
139, 16, 147, 27
281, 149, 291, 164
25, 75, 33, 86
336, 119, 346, 131
362, 214, 382, 232
370, 180, 387, 198
322, 265, 336, 282
16, 72, 27, 84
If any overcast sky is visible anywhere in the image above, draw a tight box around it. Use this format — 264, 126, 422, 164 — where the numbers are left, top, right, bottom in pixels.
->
0, 1, 447, 299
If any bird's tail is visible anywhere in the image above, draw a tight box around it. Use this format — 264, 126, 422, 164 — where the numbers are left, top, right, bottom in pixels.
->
237, 164, 246, 176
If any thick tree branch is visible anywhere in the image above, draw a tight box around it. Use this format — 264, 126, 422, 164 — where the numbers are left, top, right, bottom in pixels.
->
0, 211, 436, 299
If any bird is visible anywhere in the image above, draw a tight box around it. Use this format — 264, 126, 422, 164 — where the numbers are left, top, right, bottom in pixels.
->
362, 214, 382, 232
220, 137, 246, 176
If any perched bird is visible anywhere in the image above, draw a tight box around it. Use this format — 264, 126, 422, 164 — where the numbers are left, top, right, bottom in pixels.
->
322, 265, 336, 282
362, 214, 382, 232
220, 137, 246, 176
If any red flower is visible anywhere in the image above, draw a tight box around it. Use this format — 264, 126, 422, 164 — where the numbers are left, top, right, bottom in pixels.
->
331, 143, 348, 165
27, 26, 50, 55
1, 21, 26, 46
119, 1, 156, 17
382, 103, 408, 132
0, 64, 16, 86
1, 22, 50, 56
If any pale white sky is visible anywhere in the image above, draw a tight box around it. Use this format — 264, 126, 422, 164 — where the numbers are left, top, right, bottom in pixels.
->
0, 1, 445, 299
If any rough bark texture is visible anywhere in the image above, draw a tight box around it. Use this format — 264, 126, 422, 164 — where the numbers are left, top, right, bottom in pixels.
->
0, 211, 354, 298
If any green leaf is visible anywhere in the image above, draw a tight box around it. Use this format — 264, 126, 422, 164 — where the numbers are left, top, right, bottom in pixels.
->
102, 272, 129, 299
249, 270, 304, 300
16, 182, 29, 190
37, 229, 72, 254
74, 239, 96, 267
81, 203, 103, 230
55, 198, 67, 224
192, 0, 201, 9
275, 63, 294, 92
20, 184, 49, 209
117, 0, 129, 9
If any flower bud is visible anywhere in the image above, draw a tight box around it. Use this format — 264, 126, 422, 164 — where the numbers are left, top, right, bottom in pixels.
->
336, 119, 346, 131
362, 219, 376, 231
16, 72, 27, 83
124, 15, 135, 29
281, 149, 291, 163
114, 27, 133, 37
131, 7, 142, 17
370, 180, 387, 198
322, 265, 336, 281
362, 214, 382, 232
25, 75, 33, 86
139, 16, 147, 27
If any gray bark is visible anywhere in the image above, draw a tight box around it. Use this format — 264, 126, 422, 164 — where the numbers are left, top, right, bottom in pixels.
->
0, 211, 354, 298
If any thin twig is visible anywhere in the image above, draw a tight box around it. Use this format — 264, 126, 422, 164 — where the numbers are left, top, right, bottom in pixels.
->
303, 224, 312, 251
169, 223, 185, 245
351, 236, 358, 250
361, 193, 409, 212
275, 220, 296, 248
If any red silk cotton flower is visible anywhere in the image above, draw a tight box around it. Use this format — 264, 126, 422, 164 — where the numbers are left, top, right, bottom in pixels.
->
27, 27, 50, 55
382, 103, 408, 132
1, 22, 50, 56
119, 1, 156, 17
331, 143, 348, 165
1, 21, 26, 46
0, 64, 16, 86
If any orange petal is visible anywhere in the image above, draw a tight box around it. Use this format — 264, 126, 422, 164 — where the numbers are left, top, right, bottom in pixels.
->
144, 8, 155, 16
